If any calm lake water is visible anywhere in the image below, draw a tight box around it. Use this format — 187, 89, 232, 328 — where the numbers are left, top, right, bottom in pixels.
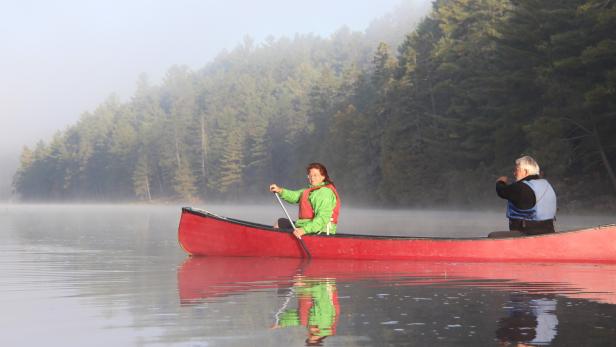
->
1, 204, 615, 346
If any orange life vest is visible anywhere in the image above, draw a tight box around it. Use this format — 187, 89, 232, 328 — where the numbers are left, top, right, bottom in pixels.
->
298, 184, 340, 224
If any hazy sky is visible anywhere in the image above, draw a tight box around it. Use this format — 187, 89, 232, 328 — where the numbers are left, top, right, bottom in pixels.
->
0, 0, 423, 156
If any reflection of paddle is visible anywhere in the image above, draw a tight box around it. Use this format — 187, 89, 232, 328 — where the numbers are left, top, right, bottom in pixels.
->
273, 287, 295, 328
274, 193, 312, 258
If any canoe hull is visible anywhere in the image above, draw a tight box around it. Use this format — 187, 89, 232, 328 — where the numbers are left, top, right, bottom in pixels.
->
178, 207, 616, 263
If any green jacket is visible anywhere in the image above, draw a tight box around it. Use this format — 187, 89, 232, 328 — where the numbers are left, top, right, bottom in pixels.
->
280, 182, 337, 234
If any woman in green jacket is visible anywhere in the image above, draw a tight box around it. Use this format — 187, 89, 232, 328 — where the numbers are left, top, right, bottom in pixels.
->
269, 163, 341, 238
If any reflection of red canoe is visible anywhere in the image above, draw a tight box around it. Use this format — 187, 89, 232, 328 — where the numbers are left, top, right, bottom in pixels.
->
178, 256, 616, 305
178, 208, 616, 263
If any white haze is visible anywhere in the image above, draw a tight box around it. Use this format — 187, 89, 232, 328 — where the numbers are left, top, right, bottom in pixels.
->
2, 204, 615, 236
0, 0, 432, 200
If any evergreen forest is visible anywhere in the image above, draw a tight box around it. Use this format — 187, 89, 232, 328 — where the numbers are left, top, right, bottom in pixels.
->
13, 0, 616, 210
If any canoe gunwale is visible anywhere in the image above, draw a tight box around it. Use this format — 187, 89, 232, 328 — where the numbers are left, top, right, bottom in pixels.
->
181, 207, 611, 241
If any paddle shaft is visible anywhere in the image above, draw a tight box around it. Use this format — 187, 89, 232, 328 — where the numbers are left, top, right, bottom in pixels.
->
274, 193, 312, 258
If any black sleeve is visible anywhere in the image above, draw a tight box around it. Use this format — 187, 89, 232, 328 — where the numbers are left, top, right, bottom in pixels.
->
496, 180, 536, 210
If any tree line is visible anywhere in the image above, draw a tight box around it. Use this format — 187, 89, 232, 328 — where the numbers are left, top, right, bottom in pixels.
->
13, 0, 616, 209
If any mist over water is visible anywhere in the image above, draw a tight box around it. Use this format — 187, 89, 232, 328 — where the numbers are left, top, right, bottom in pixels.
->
2, 203, 615, 236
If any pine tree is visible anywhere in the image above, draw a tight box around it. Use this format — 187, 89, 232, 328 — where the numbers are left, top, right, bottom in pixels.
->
173, 157, 197, 201
217, 127, 245, 197
133, 154, 152, 201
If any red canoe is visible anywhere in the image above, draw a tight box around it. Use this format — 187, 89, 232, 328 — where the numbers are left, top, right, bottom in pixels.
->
178, 207, 616, 263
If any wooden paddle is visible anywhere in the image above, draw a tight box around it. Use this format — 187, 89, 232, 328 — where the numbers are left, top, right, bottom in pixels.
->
274, 192, 312, 258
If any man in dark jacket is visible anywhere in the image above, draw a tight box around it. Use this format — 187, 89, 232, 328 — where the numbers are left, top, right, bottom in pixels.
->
489, 156, 557, 238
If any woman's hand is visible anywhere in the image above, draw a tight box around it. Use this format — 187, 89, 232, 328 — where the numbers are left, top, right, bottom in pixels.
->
269, 184, 282, 193
293, 228, 305, 239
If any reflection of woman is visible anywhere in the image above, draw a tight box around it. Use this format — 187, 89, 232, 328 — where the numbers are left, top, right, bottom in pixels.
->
269, 163, 340, 239
273, 277, 340, 346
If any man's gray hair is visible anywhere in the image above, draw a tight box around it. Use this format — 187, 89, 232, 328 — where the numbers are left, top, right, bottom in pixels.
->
515, 155, 540, 176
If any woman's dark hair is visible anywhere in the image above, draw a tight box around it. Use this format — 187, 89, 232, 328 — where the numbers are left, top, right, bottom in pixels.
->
306, 162, 333, 185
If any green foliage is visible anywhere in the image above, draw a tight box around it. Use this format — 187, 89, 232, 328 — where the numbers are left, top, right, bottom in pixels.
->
13, 1, 616, 207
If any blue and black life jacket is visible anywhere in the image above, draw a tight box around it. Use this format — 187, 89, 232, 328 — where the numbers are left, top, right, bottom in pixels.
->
506, 179, 556, 221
